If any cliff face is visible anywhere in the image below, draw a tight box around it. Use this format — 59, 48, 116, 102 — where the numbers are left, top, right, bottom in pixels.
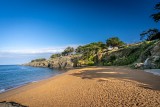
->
25, 61, 49, 68
143, 41, 160, 68
25, 55, 81, 69
100, 40, 160, 69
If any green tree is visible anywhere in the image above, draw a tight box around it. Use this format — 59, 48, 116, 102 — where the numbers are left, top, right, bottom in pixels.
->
62, 47, 74, 56
75, 46, 83, 54
140, 28, 159, 41
31, 58, 46, 62
50, 53, 61, 58
106, 37, 124, 47
75, 42, 106, 65
151, 2, 160, 22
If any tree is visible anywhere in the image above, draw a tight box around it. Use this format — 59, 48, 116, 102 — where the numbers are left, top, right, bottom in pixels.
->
151, 2, 160, 22
31, 58, 46, 62
62, 47, 74, 56
75, 46, 83, 54
50, 53, 61, 58
140, 3, 160, 41
140, 28, 159, 41
75, 42, 106, 64
106, 37, 124, 47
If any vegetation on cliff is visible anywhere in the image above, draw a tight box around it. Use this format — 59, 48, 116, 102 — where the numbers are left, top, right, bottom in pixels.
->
31, 58, 46, 62
28, 38, 160, 69
106, 37, 125, 47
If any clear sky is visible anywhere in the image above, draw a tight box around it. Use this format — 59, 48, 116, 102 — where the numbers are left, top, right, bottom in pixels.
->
0, 0, 159, 65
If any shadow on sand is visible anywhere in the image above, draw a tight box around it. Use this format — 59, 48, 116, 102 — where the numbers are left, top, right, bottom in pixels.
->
70, 67, 160, 90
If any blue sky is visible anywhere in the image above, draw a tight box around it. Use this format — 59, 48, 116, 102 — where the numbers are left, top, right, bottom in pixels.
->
0, 0, 159, 65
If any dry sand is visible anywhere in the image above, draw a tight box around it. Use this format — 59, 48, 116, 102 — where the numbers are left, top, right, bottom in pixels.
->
0, 66, 160, 107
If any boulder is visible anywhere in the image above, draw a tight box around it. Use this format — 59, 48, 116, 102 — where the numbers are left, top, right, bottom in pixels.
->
134, 63, 144, 69
0, 101, 27, 107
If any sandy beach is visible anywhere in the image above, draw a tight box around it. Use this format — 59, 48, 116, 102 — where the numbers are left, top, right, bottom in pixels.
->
0, 66, 160, 107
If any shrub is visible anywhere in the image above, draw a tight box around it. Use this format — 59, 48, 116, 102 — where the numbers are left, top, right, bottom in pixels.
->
106, 37, 125, 47
31, 58, 46, 62
103, 62, 112, 66
87, 61, 95, 66
109, 55, 116, 62
50, 53, 61, 58
62, 47, 74, 56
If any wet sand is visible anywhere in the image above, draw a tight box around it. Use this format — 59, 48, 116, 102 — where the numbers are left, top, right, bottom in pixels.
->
0, 66, 160, 107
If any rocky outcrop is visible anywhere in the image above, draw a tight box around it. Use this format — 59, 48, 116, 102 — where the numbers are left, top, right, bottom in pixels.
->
48, 56, 73, 69
143, 41, 160, 69
25, 55, 81, 69
25, 41, 160, 69
99, 40, 160, 68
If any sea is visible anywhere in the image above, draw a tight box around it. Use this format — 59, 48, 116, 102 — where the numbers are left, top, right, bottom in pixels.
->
0, 65, 60, 93
144, 69, 160, 76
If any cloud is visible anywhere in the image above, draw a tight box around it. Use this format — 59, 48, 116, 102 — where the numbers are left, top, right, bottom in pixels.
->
0, 45, 80, 64
0, 45, 79, 55
0, 48, 63, 54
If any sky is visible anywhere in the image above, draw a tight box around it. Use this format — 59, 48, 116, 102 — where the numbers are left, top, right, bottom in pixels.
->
0, 0, 159, 65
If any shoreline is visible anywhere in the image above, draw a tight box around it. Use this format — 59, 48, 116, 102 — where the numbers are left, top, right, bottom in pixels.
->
0, 66, 80, 95
0, 75, 54, 94
0, 65, 62, 93
0, 66, 160, 107
144, 69, 160, 76
0, 70, 66, 99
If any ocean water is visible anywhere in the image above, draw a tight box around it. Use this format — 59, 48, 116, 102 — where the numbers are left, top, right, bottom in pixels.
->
0, 65, 60, 93
145, 69, 160, 76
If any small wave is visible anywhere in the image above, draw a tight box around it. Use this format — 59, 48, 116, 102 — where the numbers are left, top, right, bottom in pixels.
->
0, 89, 5, 93
32, 81, 38, 83
145, 69, 160, 76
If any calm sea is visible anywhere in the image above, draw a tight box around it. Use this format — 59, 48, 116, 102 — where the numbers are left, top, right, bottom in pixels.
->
144, 69, 160, 76
0, 65, 60, 93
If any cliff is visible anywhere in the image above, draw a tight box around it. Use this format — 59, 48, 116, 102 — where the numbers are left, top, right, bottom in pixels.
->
25, 55, 81, 69
101, 40, 160, 69
25, 40, 160, 69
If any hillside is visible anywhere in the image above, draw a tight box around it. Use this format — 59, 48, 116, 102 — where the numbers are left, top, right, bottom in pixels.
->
25, 39, 160, 69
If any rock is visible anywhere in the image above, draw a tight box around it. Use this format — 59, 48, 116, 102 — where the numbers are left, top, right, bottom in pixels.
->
25, 55, 81, 69
134, 63, 144, 68
107, 47, 113, 51
0, 101, 28, 107
151, 41, 160, 56
113, 47, 119, 50
107, 46, 119, 51
143, 41, 160, 69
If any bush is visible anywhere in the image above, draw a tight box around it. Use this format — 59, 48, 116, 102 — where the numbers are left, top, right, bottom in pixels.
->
62, 47, 74, 56
50, 53, 61, 58
113, 54, 139, 66
31, 58, 46, 62
106, 37, 125, 47
87, 61, 95, 66
103, 62, 112, 66
109, 55, 116, 63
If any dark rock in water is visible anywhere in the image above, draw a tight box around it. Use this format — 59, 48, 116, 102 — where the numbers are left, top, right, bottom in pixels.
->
0, 101, 28, 107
